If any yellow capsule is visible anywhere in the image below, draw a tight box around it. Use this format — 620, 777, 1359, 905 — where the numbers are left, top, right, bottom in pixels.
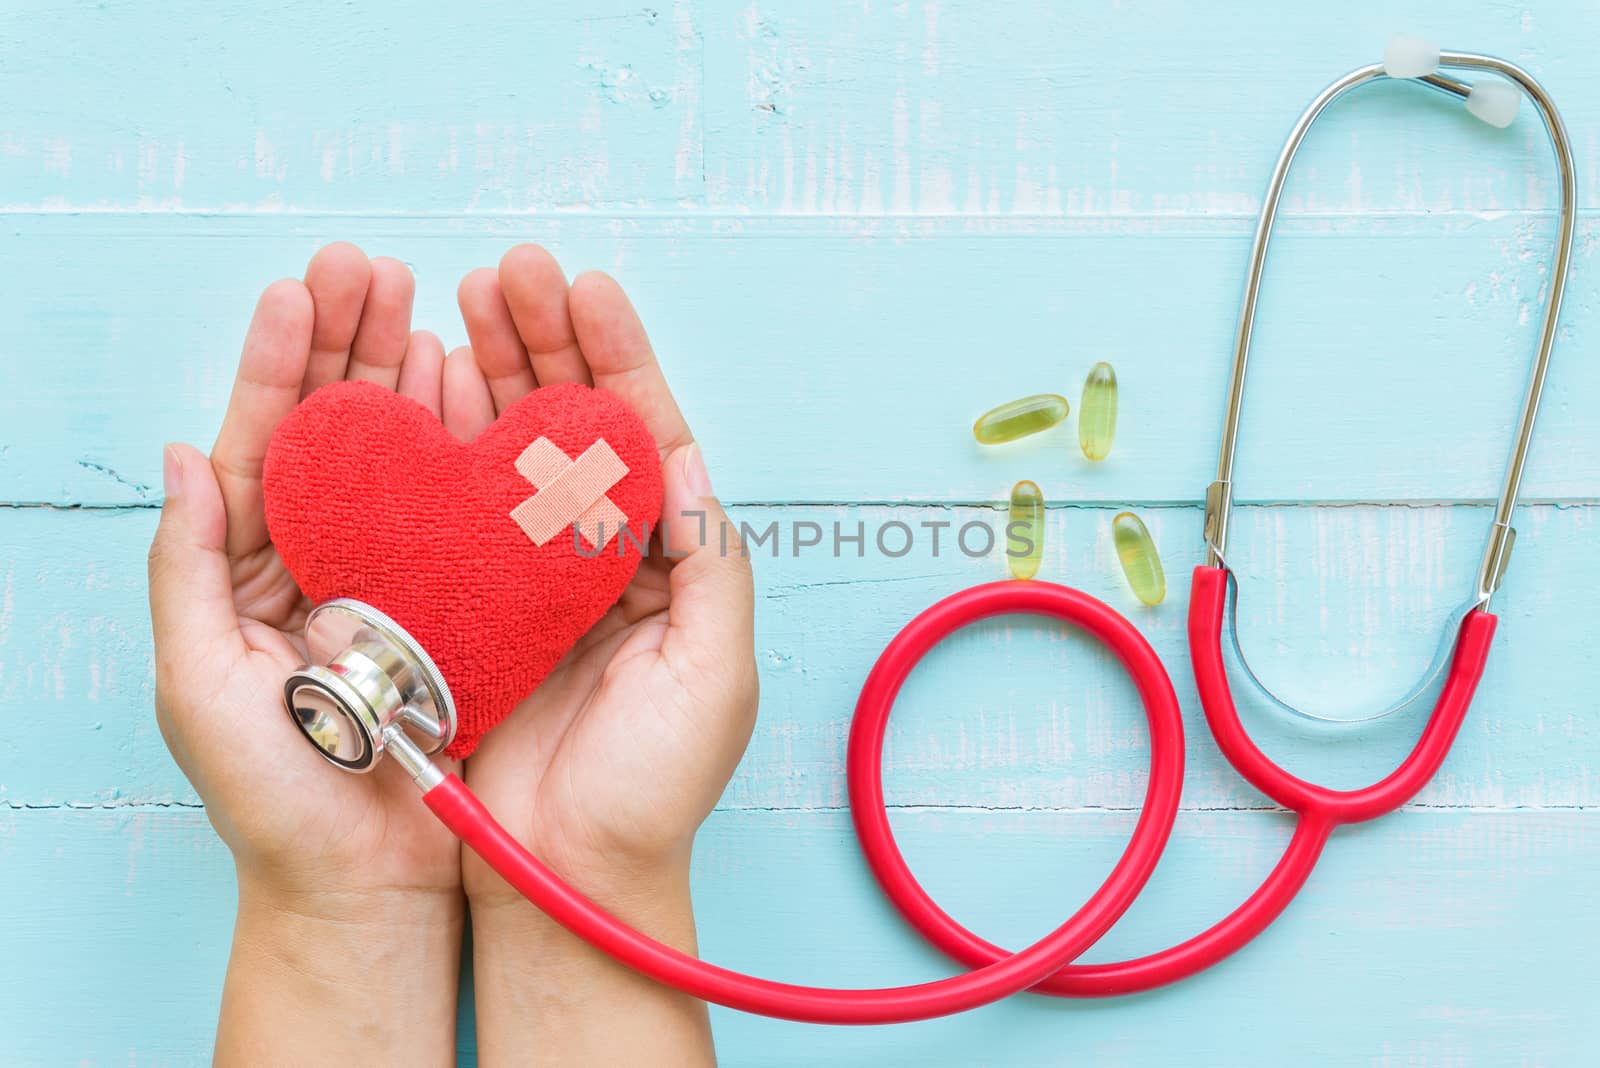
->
972, 393, 1070, 445
1006, 480, 1045, 579
1111, 511, 1166, 605
1078, 361, 1118, 461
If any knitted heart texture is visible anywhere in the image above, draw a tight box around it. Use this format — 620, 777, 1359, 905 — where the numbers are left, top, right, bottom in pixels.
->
264, 380, 663, 757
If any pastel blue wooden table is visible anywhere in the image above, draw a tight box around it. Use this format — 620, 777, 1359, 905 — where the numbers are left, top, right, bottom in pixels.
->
3, 2, 1597, 1064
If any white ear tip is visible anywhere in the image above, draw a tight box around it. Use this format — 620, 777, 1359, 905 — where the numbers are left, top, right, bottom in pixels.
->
1466, 79, 1521, 128
1384, 34, 1440, 78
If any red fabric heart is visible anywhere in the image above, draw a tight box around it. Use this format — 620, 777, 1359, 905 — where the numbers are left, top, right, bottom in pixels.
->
263, 380, 662, 757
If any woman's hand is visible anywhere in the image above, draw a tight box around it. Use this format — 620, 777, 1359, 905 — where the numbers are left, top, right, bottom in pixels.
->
445, 245, 758, 1066
148, 244, 465, 1066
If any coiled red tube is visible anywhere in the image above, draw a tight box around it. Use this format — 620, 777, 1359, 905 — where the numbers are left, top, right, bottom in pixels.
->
424, 572, 1494, 1022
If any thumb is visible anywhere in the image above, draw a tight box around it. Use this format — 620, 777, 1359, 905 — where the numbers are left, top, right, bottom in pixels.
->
659, 443, 755, 677
148, 444, 244, 670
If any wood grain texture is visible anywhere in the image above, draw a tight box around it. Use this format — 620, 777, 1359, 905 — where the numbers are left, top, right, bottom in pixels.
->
699, 1, 1598, 216
5, 2, 1595, 214
3, 214, 1597, 506
3, 0, 1597, 1062
0, 2, 704, 211
1, 808, 1595, 1065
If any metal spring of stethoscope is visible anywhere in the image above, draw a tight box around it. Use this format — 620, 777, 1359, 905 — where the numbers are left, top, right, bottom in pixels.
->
277, 38, 1576, 1024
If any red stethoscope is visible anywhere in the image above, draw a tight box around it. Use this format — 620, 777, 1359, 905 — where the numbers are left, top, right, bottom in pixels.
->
281, 42, 1573, 1024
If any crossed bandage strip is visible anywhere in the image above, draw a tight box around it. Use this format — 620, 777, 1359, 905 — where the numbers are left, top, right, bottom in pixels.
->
509, 437, 629, 549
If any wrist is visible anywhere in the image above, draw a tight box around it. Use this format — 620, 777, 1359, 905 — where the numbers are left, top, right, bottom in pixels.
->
230, 873, 465, 999
466, 852, 713, 1066
235, 870, 466, 956
462, 819, 694, 912
467, 850, 693, 945
216, 873, 465, 1066
241, 856, 464, 909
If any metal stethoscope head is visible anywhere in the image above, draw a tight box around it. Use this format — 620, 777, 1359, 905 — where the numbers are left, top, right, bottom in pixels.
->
282, 599, 457, 786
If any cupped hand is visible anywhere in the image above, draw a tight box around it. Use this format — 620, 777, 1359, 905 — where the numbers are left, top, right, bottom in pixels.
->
446, 245, 759, 902
149, 243, 464, 903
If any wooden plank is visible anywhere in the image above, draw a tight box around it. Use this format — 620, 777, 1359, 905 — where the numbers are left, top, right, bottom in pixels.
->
4, 502, 1594, 811
1, 213, 1593, 506
699, 0, 1598, 215
0, 1, 703, 211
2, 806, 1593, 1064
6, 3, 1596, 215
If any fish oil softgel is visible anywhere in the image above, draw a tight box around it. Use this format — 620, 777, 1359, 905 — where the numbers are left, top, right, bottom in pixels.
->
1007, 480, 1045, 579
973, 394, 1070, 445
1078, 362, 1118, 461
1112, 511, 1165, 605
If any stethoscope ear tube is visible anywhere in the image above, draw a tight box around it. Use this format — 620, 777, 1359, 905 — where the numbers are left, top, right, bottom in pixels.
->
1201, 47, 1569, 727
1189, 566, 1497, 825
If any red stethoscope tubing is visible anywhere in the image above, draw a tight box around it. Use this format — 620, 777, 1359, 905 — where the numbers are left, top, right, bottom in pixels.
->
852, 566, 1497, 998
423, 567, 1496, 1023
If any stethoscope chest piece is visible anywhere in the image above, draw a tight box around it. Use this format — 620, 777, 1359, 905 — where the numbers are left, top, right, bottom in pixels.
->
284, 598, 456, 773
